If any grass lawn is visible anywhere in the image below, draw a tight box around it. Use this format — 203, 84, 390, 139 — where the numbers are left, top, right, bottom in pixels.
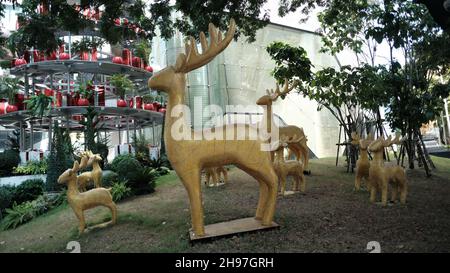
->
0, 156, 449, 253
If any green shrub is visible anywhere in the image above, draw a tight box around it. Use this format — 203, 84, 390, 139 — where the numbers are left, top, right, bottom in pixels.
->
0, 186, 14, 219
102, 170, 119, 188
0, 150, 20, 177
13, 159, 48, 175
110, 180, 132, 202
110, 155, 156, 195
0, 193, 65, 230
130, 167, 157, 195
12, 179, 44, 205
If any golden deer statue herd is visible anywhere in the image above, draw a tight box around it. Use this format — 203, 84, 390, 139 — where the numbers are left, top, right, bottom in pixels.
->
55, 19, 408, 238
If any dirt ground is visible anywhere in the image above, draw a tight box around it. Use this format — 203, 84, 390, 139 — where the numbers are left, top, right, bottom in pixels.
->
0, 156, 449, 253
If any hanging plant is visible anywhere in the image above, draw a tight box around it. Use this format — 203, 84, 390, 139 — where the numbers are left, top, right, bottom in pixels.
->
132, 40, 151, 63
24, 93, 55, 119
71, 37, 91, 53
0, 77, 21, 105
142, 94, 155, 104
110, 74, 133, 99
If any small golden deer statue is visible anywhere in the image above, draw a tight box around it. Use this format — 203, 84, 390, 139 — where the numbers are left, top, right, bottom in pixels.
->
204, 166, 228, 187
58, 160, 117, 234
256, 79, 310, 173
148, 19, 279, 237
77, 150, 103, 192
368, 134, 408, 206
351, 132, 374, 191
273, 135, 306, 195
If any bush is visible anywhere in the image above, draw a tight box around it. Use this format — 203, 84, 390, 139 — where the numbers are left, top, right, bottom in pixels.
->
0, 192, 66, 230
0, 186, 14, 219
102, 170, 119, 188
130, 167, 157, 195
12, 179, 44, 205
0, 150, 20, 177
110, 180, 132, 202
110, 155, 156, 195
13, 159, 48, 175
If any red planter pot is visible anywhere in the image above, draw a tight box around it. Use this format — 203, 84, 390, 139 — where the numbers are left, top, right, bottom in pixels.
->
77, 98, 90, 106
91, 48, 98, 61
122, 49, 132, 66
128, 98, 134, 108
59, 52, 70, 60
0, 102, 7, 114
145, 65, 153, 73
56, 92, 62, 107
6, 104, 18, 113
117, 99, 128, 107
59, 45, 65, 54
144, 103, 155, 111
158, 108, 166, 114
112, 56, 123, 64
80, 51, 90, 61
14, 58, 27, 66
14, 94, 25, 110
135, 96, 142, 109
46, 51, 57, 61
132, 57, 141, 68
153, 101, 161, 111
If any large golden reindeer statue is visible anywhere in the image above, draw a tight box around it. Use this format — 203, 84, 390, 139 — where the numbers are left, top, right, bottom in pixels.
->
77, 151, 103, 192
58, 160, 117, 234
368, 134, 408, 206
147, 19, 279, 237
351, 132, 374, 191
256, 80, 310, 172
273, 135, 306, 195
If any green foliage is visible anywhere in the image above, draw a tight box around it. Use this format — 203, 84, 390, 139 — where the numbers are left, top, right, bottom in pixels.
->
110, 180, 132, 202
0, 150, 21, 177
132, 40, 151, 62
79, 107, 109, 167
0, 76, 21, 104
101, 171, 119, 188
13, 159, 48, 175
46, 124, 74, 191
72, 37, 104, 53
0, 186, 14, 219
110, 74, 133, 99
0, 193, 65, 230
12, 179, 44, 205
266, 41, 313, 89
24, 93, 55, 119
109, 155, 156, 195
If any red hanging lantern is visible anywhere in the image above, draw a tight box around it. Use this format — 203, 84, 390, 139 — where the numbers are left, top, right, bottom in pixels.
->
91, 48, 98, 61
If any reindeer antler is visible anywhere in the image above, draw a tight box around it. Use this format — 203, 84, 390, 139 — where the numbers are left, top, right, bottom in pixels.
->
175, 19, 236, 73
266, 79, 298, 101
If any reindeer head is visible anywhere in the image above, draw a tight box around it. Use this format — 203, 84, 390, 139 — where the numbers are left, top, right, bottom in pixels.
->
58, 160, 80, 185
148, 19, 236, 93
368, 133, 401, 153
83, 150, 102, 166
351, 132, 374, 150
256, 79, 298, 106
273, 134, 305, 150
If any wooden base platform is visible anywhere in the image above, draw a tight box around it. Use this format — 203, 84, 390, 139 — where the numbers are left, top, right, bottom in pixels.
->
189, 217, 279, 242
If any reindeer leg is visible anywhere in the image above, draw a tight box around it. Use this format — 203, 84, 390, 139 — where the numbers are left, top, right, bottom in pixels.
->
260, 168, 278, 226
370, 185, 377, 203
355, 173, 361, 191
179, 169, 205, 236
108, 202, 117, 224
391, 184, 398, 203
381, 182, 388, 206
73, 209, 86, 234
300, 173, 306, 193
223, 169, 228, 183
400, 178, 408, 205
